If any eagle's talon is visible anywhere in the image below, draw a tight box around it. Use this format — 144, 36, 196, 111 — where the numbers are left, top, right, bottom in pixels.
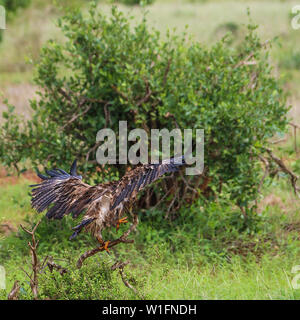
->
116, 216, 128, 231
97, 238, 110, 253
97, 236, 110, 253
103, 240, 110, 253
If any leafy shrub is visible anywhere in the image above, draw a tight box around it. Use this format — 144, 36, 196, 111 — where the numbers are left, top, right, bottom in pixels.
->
0, 290, 6, 300
38, 258, 125, 300
0, 4, 288, 220
0, 254, 130, 300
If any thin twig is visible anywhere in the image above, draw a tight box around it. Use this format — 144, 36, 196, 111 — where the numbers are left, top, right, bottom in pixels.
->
271, 138, 287, 144
7, 281, 20, 300
136, 79, 152, 107
104, 101, 112, 128
46, 256, 68, 275
111, 84, 129, 101
289, 122, 300, 129
111, 260, 144, 299
60, 104, 92, 132
265, 148, 300, 198
85, 141, 102, 165
164, 112, 180, 129
20, 219, 42, 300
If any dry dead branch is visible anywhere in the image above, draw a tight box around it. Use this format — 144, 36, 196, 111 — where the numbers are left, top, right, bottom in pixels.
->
271, 138, 287, 144
289, 122, 300, 153
45, 256, 68, 276
7, 281, 20, 300
19, 219, 42, 299
111, 260, 144, 299
164, 112, 180, 129
265, 148, 300, 198
136, 79, 152, 107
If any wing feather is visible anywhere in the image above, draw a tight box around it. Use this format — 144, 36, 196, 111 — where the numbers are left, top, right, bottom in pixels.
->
111, 155, 185, 210
30, 160, 104, 220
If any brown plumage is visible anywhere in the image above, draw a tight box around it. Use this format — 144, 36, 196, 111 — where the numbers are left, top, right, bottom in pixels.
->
30, 156, 185, 244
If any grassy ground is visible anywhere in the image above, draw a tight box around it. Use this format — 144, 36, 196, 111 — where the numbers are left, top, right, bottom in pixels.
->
0, 0, 300, 300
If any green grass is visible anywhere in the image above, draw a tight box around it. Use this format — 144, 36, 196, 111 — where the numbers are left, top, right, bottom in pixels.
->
0, 178, 34, 227
141, 255, 300, 299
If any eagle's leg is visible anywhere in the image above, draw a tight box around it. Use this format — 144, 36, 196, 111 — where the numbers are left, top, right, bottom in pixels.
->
96, 235, 110, 253
116, 216, 128, 231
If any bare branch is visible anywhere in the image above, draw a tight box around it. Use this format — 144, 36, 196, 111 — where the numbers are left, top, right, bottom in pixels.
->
289, 122, 300, 129
289, 123, 299, 153
103, 101, 112, 128
60, 104, 92, 132
265, 148, 300, 198
111, 84, 129, 101
57, 87, 72, 102
179, 171, 199, 195
20, 266, 32, 281
111, 260, 144, 299
271, 138, 287, 144
85, 141, 102, 165
46, 256, 68, 275
164, 112, 180, 129
136, 79, 152, 107
7, 281, 20, 300
19, 219, 42, 299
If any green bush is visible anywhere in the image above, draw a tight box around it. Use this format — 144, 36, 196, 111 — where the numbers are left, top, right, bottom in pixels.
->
38, 258, 125, 300
0, 4, 288, 219
0, 253, 131, 300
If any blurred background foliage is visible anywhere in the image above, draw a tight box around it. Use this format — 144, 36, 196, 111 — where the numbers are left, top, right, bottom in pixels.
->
0, 0, 31, 42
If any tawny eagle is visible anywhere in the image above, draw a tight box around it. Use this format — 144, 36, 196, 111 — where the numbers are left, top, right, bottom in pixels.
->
30, 156, 185, 251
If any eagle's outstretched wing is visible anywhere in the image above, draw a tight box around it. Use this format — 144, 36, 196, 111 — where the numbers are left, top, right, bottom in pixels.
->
30, 160, 104, 220
111, 155, 185, 210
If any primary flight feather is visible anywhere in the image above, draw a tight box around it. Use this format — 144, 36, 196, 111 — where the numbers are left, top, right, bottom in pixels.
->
30, 156, 186, 249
